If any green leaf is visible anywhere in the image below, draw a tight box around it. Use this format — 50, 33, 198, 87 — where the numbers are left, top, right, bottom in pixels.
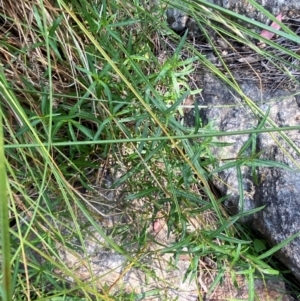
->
253, 239, 267, 254
257, 231, 300, 260
0, 99, 12, 301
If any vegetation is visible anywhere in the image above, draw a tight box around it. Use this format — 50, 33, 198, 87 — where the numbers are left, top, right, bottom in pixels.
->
0, 0, 300, 300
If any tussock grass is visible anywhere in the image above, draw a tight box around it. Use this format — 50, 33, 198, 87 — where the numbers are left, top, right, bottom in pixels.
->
1, 0, 300, 300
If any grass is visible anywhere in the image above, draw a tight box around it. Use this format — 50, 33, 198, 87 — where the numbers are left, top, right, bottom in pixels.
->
1, 0, 300, 300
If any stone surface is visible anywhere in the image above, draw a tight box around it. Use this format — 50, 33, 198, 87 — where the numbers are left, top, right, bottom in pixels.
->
206, 0, 300, 22
51, 179, 294, 300
165, 0, 300, 285
166, 0, 300, 39
55, 206, 293, 300
55, 211, 199, 300
166, 7, 201, 37
188, 70, 300, 283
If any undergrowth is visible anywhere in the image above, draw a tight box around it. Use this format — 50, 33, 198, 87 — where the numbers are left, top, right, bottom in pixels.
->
0, 0, 300, 300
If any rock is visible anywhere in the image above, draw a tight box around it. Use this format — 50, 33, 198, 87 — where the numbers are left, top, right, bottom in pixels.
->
166, 7, 200, 36
161, 0, 300, 293
165, 0, 300, 39
188, 70, 300, 282
55, 210, 199, 300
55, 207, 293, 300
50, 173, 294, 300
164, 0, 300, 285
205, 0, 300, 23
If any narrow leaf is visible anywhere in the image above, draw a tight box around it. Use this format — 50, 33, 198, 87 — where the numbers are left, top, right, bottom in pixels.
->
0, 107, 12, 301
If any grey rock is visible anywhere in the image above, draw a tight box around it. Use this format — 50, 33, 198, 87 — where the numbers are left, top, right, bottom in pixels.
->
166, 7, 190, 34
166, 0, 300, 39
166, 0, 300, 289
166, 7, 202, 37
192, 71, 300, 281
166, 0, 300, 284
206, 0, 300, 22
55, 206, 293, 300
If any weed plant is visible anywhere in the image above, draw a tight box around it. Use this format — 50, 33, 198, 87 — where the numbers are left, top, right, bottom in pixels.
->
1, 0, 300, 300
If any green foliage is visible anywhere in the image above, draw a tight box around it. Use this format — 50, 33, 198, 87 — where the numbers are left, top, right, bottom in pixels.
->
0, 0, 299, 300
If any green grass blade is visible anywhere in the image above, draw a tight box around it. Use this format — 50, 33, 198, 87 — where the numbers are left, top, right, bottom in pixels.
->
0, 107, 12, 301
257, 231, 300, 260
